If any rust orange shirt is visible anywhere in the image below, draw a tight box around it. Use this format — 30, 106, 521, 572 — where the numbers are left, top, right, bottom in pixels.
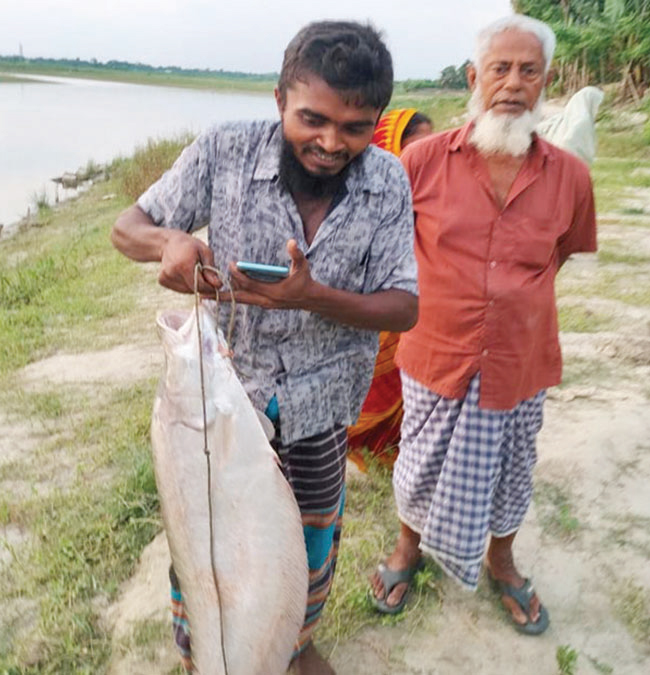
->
396, 122, 597, 409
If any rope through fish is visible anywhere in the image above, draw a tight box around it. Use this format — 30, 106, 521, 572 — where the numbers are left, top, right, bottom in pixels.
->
193, 262, 236, 675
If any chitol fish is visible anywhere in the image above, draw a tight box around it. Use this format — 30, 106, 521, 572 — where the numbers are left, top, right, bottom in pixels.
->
151, 301, 308, 674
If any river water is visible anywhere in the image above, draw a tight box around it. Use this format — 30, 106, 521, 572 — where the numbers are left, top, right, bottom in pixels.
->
0, 74, 278, 226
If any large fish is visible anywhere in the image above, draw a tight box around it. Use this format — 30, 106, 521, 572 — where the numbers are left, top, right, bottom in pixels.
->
150, 300, 308, 674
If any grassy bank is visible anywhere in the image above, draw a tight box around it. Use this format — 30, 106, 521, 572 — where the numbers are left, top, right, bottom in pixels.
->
0, 138, 191, 672
0, 63, 276, 93
1, 90, 649, 672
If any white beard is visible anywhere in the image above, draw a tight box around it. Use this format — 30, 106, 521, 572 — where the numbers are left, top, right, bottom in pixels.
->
468, 86, 544, 157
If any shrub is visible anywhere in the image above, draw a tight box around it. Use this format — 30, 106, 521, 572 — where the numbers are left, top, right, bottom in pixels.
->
113, 134, 194, 201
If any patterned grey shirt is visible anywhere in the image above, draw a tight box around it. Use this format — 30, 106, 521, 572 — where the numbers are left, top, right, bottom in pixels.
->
138, 120, 417, 444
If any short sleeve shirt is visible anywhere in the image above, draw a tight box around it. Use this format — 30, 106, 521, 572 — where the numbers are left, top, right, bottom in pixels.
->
396, 121, 597, 410
138, 120, 418, 443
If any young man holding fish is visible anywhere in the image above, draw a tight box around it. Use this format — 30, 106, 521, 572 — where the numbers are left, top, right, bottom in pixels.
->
112, 20, 418, 675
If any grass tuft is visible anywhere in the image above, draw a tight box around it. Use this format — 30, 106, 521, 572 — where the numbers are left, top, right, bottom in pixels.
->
612, 580, 650, 646
317, 457, 443, 656
112, 135, 194, 202
534, 481, 581, 540
556, 644, 579, 675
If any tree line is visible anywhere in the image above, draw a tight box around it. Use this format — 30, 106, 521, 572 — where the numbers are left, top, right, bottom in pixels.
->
0, 55, 277, 82
513, 0, 650, 100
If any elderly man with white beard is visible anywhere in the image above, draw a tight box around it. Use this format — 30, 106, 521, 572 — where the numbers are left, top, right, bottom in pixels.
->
369, 14, 596, 635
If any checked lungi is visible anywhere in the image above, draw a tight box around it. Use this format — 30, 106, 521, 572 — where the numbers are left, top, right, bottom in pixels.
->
393, 372, 545, 590
170, 425, 347, 671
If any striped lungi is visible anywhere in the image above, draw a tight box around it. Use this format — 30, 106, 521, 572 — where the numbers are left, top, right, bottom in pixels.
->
170, 424, 347, 671
393, 372, 545, 590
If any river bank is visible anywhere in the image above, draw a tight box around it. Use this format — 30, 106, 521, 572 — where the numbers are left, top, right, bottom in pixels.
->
0, 64, 277, 92
0, 75, 278, 227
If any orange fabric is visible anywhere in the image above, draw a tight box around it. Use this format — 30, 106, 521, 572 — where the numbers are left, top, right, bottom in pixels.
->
347, 109, 419, 470
371, 108, 418, 155
347, 332, 403, 470
396, 122, 597, 409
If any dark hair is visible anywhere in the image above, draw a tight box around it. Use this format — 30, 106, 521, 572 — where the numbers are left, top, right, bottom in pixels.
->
278, 21, 393, 110
402, 112, 432, 141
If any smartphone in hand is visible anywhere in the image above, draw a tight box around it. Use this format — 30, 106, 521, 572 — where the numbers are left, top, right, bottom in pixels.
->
236, 261, 290, 283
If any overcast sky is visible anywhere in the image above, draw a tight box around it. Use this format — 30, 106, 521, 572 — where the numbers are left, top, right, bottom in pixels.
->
0, 1, 514, 80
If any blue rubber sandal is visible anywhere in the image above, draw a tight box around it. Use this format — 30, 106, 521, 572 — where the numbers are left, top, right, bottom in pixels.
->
370, 560, 423, 615
488, 571, 550, 636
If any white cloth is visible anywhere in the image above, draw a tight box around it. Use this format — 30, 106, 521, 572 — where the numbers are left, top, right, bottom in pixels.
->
537, 86, 604, 166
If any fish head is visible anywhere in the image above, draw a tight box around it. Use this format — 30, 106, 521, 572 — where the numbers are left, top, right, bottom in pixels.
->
156, 303, 232, 404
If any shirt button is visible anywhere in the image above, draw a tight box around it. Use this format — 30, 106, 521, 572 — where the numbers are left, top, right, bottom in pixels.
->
489, 261, 497, 269
488, 299, 495, 307
482, 349, 489, 356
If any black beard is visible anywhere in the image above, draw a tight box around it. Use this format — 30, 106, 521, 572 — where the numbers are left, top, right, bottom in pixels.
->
279, 138, 349, 199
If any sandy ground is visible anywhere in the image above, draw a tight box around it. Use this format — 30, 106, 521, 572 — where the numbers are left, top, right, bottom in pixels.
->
2, 221, 649, 674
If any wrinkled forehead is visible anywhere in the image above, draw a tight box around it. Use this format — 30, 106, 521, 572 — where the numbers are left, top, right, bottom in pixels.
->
480, 28, 545, 68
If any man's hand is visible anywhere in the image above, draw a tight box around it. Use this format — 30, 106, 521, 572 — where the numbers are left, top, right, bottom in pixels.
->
159, 230, 222, 295
111, 205, 221, 295
221, 239, 315, 309
221, 238, 418, 332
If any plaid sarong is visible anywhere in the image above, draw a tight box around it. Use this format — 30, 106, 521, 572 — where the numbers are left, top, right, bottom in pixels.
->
170, 425, 348, 671
393, 372, 545, 590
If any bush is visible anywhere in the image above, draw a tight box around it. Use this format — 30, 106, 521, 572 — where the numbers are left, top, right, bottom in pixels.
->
113, 134, 194, 201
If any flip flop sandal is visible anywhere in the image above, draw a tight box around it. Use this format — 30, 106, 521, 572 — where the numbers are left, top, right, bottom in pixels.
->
488, 571, 550, 636
369, 559, 423, 615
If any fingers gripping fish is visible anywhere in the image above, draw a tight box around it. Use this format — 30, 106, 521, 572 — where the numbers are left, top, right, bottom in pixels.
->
151, 301, 308, 674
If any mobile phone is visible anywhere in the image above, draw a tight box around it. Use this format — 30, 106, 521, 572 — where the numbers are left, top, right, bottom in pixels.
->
236, 261, 290, 283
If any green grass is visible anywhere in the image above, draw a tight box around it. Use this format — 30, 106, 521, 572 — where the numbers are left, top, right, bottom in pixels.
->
612, 580, 650, 646
534, 481, 581, 540
604, 513, 650, 558
586, 655, 614, 674
591, 157, 650, 213
317, 459, 443, 655
0, 180, 158, 374
0, 147, 169, 671
559, 356, 613, 389
597, 245, 650, 265
557, 304, 614, 333
0, 74, 38, 83
112, 135, 193, 202
0, 382, 159, 673
388, 90, 469, 131
0, 63, 277, 93
556, 644, 579, 675
30, 188, 51, 216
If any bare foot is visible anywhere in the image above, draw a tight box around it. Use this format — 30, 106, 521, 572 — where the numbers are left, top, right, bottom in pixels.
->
369, 523, 421, 609
288, 641, 335, 675
486, 533, 542, 627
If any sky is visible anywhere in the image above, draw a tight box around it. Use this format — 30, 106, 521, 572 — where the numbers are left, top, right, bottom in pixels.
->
0, 0, 513, 81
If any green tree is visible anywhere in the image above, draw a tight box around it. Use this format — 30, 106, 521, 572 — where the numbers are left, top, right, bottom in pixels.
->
439, 60, 470, 89
512, 0, 650, 98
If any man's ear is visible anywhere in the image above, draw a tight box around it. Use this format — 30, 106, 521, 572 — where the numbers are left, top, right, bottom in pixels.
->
466, 63, 477, 91
274, 86, 284, 114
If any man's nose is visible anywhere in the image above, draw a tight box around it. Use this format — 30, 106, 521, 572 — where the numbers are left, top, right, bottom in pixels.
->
504, 67, 523, 90
318, 125, 344, 153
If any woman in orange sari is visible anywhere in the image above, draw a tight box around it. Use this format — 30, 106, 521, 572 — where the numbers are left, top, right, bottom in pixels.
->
348, 108, 433, 471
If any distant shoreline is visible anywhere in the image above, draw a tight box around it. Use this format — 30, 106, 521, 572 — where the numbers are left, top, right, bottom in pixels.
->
0, 63, 277, 93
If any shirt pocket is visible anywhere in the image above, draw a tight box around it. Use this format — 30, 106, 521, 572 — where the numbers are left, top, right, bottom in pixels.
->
502, 216, 558, 271
310, 211, 375, 292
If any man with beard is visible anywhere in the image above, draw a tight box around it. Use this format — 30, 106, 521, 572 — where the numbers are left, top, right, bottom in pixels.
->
112, 20, 418, 675
370, 14, 596, 635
